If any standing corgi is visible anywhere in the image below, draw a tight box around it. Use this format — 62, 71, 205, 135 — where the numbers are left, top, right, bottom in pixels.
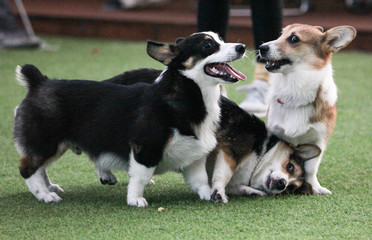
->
259, 24, 357, 194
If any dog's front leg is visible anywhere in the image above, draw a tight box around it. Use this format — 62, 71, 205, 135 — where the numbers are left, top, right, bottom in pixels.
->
127, 154, 156, 207
182, 157, 211, 201
210, 150, 235, 203
226, 185, 266, 197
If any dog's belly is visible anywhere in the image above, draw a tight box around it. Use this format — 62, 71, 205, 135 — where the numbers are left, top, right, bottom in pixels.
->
155, 129, 216, 174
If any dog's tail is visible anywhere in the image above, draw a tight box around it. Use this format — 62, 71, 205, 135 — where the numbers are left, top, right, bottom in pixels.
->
15, 64, 47, 91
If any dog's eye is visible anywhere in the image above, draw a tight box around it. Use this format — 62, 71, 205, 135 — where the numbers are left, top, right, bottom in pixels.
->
286, 163, 295, 174
203, 41, 213, 49
289, 35, 300, 44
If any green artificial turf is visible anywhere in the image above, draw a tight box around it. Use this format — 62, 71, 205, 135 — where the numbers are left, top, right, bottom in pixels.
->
0, 36, 371, 239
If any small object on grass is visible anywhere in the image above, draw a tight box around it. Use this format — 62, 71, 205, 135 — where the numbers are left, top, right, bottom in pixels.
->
158, 207, 165, 212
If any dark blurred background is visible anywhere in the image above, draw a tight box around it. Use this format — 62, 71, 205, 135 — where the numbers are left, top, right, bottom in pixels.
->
8, 0, 372, 51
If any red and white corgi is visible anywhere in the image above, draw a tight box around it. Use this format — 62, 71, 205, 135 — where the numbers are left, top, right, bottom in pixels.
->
259, 24, 357, 194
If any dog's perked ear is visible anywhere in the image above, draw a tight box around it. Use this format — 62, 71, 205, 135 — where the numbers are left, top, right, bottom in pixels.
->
323, 26, 357, 53
147, 40, 179, 65
295, 144, 321, 161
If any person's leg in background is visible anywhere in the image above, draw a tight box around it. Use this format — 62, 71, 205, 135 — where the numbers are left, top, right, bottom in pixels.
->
198, 0, 230, 96
238, 0, 283, 117
197, 0, 230, 40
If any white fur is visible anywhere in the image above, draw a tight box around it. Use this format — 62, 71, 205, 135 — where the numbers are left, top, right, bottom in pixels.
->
266, 53, 338, 195
25, 168, 63, 203
23, 143, 68, 202
227, 142, 291, 196
268, 63, 336, 144
182, 32, 245, 87
126, 151, 156, 207
182, 157, 211, 200
154, 68, 167, 83
211, 150, 234, 203
95, 152, 129, 171
15, 65, 29, 88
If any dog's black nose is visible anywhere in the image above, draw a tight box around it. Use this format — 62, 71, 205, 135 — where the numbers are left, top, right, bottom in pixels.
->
235, 44, 246, 54
274, 179, 287, 191
259, 44, 270, 56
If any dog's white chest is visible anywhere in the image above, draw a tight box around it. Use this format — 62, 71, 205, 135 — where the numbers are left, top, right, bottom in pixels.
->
156, 127, 217, 174
268, 104, 327, 146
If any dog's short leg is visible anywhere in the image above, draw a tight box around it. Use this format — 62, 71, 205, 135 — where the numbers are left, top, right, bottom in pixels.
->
210, 150, 235, 203
182, 157, 211, 201
226, 185, 266, 197
25, 167, 63, 202
127, 155, 155, 207
40, 169, 64, 193
304, 152, 332, 195
94, 163, 118, 185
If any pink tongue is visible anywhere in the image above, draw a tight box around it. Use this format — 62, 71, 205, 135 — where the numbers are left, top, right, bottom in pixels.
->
216, 64, 246, 81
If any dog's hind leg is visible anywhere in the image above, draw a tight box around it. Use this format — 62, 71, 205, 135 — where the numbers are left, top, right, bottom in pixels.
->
19, 143, 68, 202
304, 152, 332, 195
25, 167, 63, 203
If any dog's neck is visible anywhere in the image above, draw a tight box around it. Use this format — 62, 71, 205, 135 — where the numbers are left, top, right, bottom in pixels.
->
158, 68, 221, 134
269, 63, 337, 107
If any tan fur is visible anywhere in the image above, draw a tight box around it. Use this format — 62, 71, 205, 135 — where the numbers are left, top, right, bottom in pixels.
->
274, 24, 333, 69
310, 87, 337, 140
222, 151, 238, 171
281, 158, 303, 179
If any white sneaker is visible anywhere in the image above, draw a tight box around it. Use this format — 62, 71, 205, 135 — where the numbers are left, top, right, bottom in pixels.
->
237, 80, 269, 117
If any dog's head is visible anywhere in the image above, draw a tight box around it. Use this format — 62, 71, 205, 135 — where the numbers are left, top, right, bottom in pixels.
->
147, 32, 247, 85
258, 24, 356, 73
250, 141, 321, 195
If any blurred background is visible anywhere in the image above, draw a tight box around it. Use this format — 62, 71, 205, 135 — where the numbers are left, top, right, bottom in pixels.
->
3, 0, 372, 51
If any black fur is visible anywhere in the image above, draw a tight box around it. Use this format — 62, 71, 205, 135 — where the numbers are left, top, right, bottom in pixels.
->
14, 64, 210, 179
105, 68, 271, 159
104, 68, 318, 195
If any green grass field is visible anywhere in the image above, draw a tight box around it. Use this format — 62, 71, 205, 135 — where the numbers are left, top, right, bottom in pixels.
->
0, 36, 371, 239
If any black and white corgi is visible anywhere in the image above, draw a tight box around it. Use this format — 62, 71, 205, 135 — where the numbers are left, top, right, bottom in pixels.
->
104, 69, 322, 203
13, 32, 247, 207
259, 24, 357, 194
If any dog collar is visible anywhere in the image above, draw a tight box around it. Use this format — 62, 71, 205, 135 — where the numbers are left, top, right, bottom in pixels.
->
277, 99, 284, 105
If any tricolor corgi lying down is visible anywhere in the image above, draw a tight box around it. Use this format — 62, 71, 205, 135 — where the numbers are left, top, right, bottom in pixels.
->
259, 24, 357, 194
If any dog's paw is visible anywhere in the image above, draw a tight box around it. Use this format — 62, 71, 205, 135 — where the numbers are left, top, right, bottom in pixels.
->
127, 197, 148, 207
211, 189, 228, 203
100, 173, 118, 185
312, 186, 332, 195
240, 186, 266, 197
37, 192, 62, 203
48, 184, 64, 193
197, 185, 212, 201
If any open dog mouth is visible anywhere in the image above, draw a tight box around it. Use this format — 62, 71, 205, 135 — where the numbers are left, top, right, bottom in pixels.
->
264, 58, 292, 72
204, 63, 246, 82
